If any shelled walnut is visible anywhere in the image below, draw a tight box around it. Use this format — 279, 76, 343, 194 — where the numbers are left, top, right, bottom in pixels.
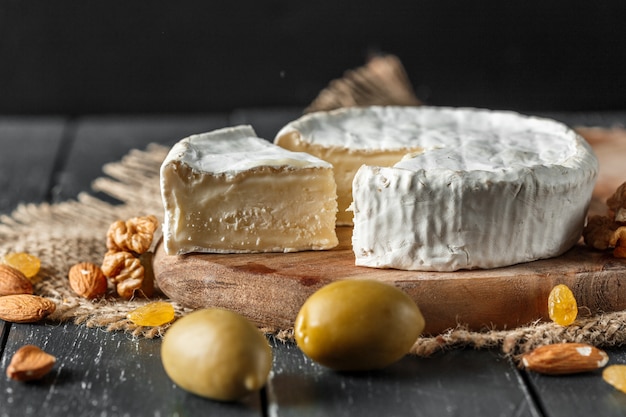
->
101, 215, 158, 299
607, 182, 626, 223
583, 181, 626, 258
106, 215, 158, 254
102, 251, 148, 299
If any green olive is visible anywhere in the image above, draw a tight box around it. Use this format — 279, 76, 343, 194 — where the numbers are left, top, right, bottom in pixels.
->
161, 308, 272, 401
295, 279, 425, 371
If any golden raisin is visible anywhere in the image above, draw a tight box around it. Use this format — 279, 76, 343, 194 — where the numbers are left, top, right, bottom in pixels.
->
548, 284, 578, 326
1, 252, 41, 279
603, 365, 626, 393
127, 301, 175, 327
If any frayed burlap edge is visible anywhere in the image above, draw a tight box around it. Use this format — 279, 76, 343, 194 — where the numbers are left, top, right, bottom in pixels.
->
271, 311, 626, 360
3, 142, 626, 358
0, 144, 190, 339
409, 310, 626, 359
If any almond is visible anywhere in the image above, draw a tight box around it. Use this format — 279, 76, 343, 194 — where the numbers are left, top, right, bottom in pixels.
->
68, 262, 107, 299
6, 345, 56, 381
0, 294, 56, 323
0, 264, 33, 296
522, 342, 609, 375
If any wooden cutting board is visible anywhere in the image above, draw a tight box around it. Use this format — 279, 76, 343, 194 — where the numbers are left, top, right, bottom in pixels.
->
154, 128, 626, 335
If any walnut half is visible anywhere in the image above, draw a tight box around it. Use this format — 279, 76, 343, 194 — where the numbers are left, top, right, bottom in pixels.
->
607, 182, 626, 223
583, 181, 626, 258
106, 215, 158, 255
101, 251, 151, 299
101, 214, 159, 300
583, 216, 625, 250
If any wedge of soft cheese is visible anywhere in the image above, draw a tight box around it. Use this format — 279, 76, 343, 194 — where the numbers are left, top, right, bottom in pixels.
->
160, 125, 338, 255
277, 106, 599, 271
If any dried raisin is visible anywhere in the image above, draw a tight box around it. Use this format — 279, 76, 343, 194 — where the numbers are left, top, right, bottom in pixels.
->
548, 284, 578, 326
127, 301, 175, 327
1, 252, 41, 279
603, 365, 626, 393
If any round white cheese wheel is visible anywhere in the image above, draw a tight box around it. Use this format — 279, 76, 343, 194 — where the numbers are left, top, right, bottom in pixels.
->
277, 106, 599, 271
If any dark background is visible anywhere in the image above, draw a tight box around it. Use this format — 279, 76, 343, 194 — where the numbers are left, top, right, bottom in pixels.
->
1, 0, 625, 115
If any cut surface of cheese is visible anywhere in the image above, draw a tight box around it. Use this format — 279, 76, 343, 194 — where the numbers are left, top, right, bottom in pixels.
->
277, 106, 599, 271
160, 125, 338, 255
275, 112, 422, 225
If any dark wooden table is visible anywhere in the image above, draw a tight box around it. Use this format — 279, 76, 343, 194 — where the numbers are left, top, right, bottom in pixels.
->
1, 109, 626, 417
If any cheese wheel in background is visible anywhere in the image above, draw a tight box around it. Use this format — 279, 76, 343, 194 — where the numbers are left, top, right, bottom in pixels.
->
276, 106, 599, 271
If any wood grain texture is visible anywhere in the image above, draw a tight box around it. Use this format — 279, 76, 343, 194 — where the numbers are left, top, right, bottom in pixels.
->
0, 117, 66, 360
267, 340, 538, 417
0, 322, 263, 416
154, 227, 626, 335
0, 117, 66, 213
523, 347, 626, 417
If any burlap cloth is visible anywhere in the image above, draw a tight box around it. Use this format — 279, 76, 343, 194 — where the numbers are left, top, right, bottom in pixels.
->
1, 139, 626, 360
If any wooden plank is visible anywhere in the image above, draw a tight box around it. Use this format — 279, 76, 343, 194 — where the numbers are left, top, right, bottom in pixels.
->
0, 117, 66, 213
522, 347, 626, 417
52, 114, 230, 202
0, 322, 262, 416
267, 338, 540, 417
155, 226, 626, 335
0, 116, 66, 365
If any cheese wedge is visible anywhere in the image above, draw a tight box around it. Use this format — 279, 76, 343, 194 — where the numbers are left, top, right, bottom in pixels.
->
276, 106, 599, 271
160, 125, 338, 255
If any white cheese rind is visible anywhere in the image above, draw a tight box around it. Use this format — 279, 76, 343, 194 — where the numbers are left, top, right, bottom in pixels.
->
345, 106, 598, 271
160, 125, 338, 255
277, 105, 599, 271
